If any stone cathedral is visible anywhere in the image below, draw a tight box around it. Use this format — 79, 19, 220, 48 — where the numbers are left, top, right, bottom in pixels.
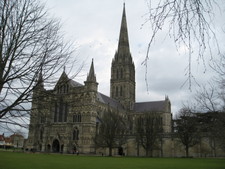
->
27, 4, 223, 157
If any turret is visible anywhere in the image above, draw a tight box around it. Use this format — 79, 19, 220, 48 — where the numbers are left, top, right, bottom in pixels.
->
85, 59, 98, 91
34, 71, 44, 90
33, 70, 45, 101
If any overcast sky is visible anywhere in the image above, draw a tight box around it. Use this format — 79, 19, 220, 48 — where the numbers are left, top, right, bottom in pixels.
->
42, 0, 225, 115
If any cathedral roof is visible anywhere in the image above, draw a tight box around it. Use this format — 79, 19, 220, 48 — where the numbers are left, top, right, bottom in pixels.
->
134, 101, 166, 113
97, 92, 123, 109
69, 79, 83, 87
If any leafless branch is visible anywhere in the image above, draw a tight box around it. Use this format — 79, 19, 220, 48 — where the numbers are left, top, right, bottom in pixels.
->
0, 0, 81, 134
144, 0, 221, 89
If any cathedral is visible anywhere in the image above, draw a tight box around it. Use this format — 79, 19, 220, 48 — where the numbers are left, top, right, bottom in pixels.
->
27, 4, 224, 157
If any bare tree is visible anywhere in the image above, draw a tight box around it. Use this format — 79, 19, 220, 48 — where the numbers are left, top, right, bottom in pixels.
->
144, 0, 223, 88
135, 112, 163, 157
212, 54, 225, 111
0, 0, 80, 132
175, 107, 199, 157
94, 109, 127, 156
210, 56, 225, 150
195, 84, 221, 112
193, 56, 225, 154
195, 51, 225, 112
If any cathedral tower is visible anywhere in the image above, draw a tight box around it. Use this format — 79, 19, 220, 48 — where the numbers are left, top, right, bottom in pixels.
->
110, 3, 135, 110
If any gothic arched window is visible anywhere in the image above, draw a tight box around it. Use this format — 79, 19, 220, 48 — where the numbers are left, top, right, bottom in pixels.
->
120, 86, 123, 96
54, 100, 68, 123
116, 86, 118, 97
57, 84, 69, 94
73, 114, 82, 123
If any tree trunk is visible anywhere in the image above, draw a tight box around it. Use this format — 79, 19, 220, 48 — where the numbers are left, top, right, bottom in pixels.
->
212, 139, 217, 157
137, 142, 140, 156
109, 147, 112, 156
185, 145, 189, 157
160, 138, 163, 157
199, 137, 202, 157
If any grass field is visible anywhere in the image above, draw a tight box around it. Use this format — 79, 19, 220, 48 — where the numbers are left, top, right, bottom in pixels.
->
0, 151, 225, 169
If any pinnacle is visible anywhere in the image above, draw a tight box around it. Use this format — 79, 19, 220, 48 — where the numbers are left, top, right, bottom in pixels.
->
86, 59, 96, 82
118, 3, 130, 54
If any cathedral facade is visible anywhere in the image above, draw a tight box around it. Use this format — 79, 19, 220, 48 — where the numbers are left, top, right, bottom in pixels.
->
27, 4, 224, 157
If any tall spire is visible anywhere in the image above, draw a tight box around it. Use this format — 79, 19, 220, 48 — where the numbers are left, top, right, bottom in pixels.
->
110, 3, 135, 110
86, 59, 96, 82
118, 3, 130, 54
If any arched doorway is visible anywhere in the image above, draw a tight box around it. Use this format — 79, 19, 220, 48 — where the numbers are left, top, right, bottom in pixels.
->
52, 139, 60, 153
118, 147, 124, 156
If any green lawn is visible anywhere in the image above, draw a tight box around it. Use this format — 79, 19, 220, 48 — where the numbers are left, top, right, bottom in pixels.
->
0, 151, 224, 169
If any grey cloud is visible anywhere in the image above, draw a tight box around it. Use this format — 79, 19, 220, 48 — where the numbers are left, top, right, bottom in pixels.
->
42, 0, 225, 114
